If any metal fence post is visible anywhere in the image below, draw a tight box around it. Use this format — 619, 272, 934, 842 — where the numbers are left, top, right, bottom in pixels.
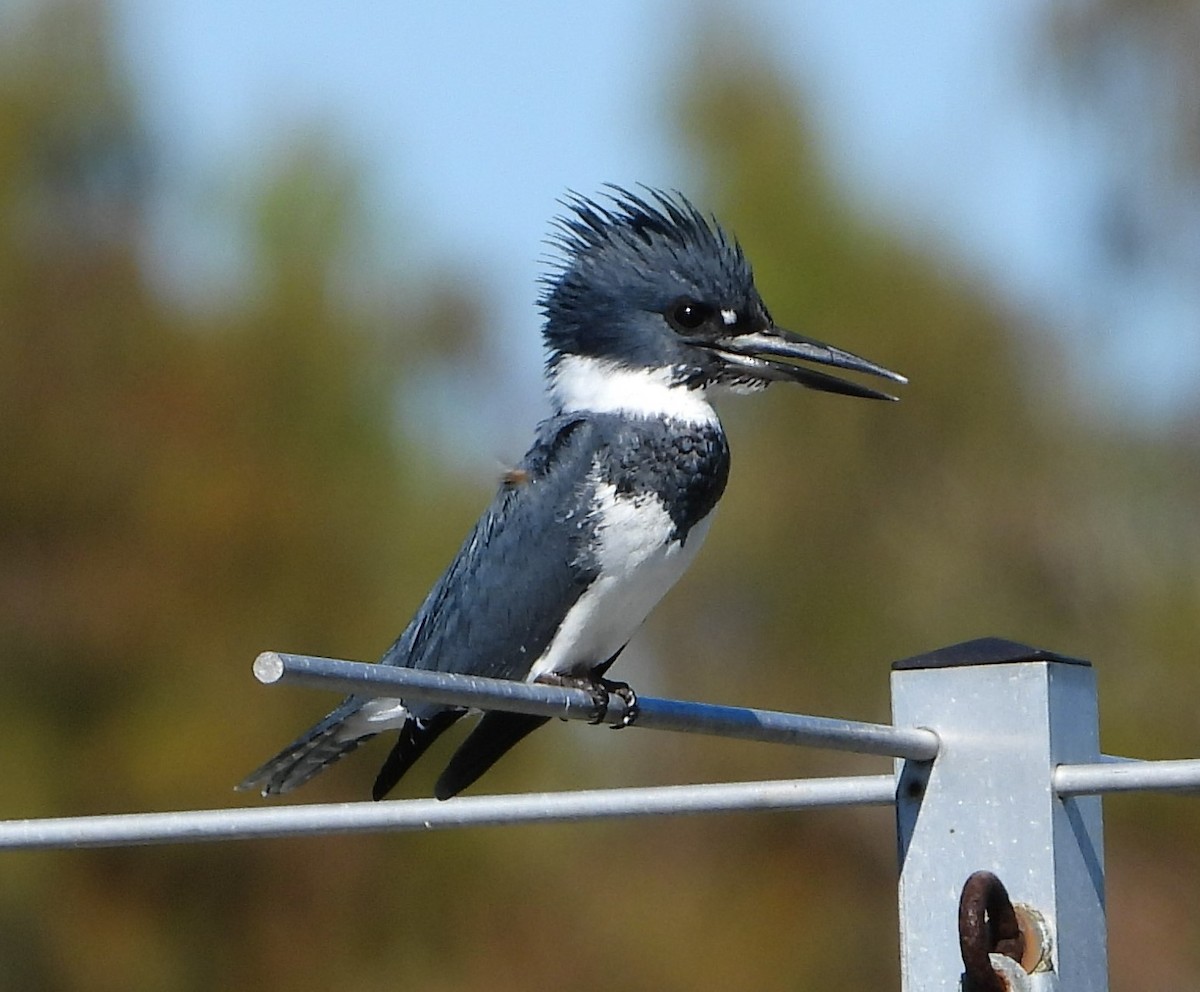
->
892, 638, 1108, 991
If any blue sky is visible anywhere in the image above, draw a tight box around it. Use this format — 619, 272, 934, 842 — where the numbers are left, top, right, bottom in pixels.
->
111, 0, 1198, 431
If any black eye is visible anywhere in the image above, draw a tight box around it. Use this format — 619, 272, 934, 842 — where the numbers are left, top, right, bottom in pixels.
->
666, 299, 713, 333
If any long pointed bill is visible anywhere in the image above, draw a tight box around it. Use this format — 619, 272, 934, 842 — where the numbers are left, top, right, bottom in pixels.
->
702, 326, 907, 401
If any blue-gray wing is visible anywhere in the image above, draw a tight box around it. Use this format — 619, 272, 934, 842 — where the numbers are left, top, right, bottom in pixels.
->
378, 413, 601, 681
237, 414, 605, 797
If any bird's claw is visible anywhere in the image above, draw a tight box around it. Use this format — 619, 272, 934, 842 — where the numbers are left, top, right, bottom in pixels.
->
534, 673, 639, 727
599, 678, 638, 728
584, 682, 610, 725
582, 678, 638, 727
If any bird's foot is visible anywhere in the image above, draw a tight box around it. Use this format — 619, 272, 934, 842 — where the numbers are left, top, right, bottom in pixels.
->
533, 674, 638, 727
597, 678, 638, 729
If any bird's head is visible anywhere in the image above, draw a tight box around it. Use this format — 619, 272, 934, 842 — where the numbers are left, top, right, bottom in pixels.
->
540, 186, 905, 415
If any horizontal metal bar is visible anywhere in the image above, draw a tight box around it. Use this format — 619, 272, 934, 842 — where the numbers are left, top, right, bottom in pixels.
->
254, 652, 941, 761
0, 776, 897, 851
1054, 758, 1200, 796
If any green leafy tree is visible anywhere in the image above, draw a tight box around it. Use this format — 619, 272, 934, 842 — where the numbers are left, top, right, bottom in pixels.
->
0, 4, 486, 988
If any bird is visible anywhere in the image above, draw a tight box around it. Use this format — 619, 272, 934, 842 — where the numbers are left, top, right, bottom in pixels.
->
238, 186, 905, 802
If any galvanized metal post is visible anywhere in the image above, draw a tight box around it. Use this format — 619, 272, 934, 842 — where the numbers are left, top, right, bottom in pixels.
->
892, 638, 1108, 991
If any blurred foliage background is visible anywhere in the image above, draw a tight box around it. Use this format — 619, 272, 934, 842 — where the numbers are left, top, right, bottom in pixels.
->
1, 2, 1198, 990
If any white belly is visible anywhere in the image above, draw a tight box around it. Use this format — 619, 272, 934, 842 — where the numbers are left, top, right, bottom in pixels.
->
528, 483, 714, 681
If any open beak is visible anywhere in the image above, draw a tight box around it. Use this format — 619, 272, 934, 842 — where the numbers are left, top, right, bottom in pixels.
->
697, 325, 907, 401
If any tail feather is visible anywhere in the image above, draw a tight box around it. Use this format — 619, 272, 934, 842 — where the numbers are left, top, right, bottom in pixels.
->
371, 709, 464, 801
237, 699, 371, 796
433, 711, 549, 800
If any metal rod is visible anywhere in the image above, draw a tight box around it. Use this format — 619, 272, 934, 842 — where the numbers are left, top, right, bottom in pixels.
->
253, 652, 941, 761
1055, 758, 1200, 796
0, 776, 897, 851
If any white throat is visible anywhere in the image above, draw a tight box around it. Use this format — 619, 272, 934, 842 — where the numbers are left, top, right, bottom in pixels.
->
550, 355, 719, 425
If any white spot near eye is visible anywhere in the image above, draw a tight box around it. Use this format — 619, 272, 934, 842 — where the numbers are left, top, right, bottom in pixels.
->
720, 308, 737, 325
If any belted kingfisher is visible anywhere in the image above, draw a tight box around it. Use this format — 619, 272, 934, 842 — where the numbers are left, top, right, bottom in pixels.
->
239, 186, 904, 801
